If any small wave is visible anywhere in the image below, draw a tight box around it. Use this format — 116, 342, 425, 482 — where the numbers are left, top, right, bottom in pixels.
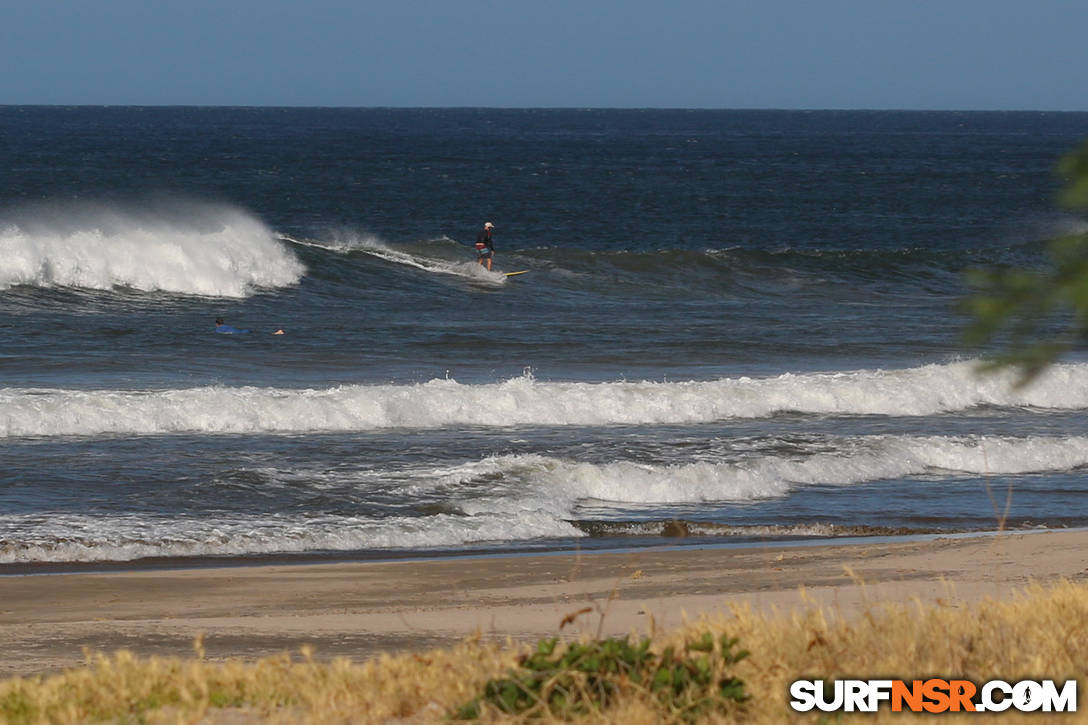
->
280, 232, 507, 285
509, 240, 1055, 299
0, 511, 581, 564
0, 200, 305, 297
277, 229, 1048, 299
2, 361, 1088, 438
571, 521, 951, 538
3, 431, 1083, 563
443, 435, 1088, 506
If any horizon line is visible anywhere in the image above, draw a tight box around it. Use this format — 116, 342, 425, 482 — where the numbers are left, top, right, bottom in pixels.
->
2, 104, 1087, 114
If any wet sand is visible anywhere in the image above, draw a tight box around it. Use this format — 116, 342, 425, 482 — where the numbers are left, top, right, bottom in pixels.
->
2, 529, 1086, 678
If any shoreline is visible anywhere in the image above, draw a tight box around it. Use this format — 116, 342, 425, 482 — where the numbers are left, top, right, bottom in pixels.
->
2, 523, 1075, 578
2, 528, 1086, 678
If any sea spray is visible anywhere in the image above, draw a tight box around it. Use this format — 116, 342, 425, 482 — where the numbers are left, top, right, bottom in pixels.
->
0, 200, 304, 296
281, 232, 507, 284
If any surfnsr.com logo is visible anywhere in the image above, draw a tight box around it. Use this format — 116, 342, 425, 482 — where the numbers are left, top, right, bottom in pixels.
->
789, 679, 1077, 713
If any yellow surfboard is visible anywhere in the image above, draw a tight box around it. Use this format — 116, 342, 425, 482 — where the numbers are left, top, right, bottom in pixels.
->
503, 271, 529, 277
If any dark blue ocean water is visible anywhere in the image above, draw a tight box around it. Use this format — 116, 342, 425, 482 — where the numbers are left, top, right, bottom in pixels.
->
2, 107, 1088, 570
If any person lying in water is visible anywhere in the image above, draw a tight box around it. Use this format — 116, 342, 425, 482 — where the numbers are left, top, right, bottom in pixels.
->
215, 317, 249, 334
214, 318, 285, 335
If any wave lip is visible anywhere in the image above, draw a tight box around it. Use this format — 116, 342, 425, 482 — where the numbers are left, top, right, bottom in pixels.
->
0, 201, 305, 297
281, 232, 509, 285
4, 361, 1088, 438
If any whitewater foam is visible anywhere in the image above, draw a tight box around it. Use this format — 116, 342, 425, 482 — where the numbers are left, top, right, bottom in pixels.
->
281, 232, 506, 284
0, 510, 580, 564
3, 361, 1088, 438
4, 432, 1085, 563
444, 434, 1088, 506
0, 201, 305, 297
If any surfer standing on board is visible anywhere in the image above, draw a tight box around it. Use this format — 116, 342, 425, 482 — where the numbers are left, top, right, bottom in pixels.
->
475, 221, 495, 271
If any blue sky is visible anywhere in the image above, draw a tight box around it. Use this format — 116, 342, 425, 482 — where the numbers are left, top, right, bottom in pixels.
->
4, 0, 1087, 109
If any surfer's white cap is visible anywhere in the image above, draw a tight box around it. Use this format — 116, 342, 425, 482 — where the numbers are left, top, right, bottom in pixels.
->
484, 222, 494, 229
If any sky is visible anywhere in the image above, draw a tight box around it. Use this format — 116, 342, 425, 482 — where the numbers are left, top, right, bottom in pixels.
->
3, 0, 1087, 110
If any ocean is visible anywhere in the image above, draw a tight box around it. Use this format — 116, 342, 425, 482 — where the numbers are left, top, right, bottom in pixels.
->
2, 107, 1087, 572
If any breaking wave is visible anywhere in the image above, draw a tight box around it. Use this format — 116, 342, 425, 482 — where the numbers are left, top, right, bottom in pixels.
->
2, 432, 1084, 563
3, 361, 1088, 438
436, 435, 1088, 508
0, 201, 304, 297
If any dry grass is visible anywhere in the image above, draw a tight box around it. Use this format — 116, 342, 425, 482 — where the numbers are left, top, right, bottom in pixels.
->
3, 580, 1088, 724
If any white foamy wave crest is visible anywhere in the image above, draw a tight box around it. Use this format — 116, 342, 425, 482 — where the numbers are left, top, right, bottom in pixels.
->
4, 361, 1088, 438
282, 232, 507, 284
0, 511, 581, 564
358, 242, 507, 284
443, 434, 1088, 505
0, 201, 305, 297
4, 433, 1085, 563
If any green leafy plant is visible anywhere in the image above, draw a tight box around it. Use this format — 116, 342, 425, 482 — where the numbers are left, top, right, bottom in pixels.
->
964, 140, 1088, 382
453, 632, 748, 721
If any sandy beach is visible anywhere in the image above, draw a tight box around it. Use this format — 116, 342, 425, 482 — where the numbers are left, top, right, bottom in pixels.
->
2, 529, 1085, 679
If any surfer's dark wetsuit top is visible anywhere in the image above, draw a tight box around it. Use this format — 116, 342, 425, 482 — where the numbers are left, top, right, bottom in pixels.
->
475, 229, 494, 257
